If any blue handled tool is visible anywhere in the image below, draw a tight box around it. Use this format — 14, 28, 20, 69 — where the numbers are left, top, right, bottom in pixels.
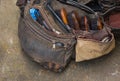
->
30, 8, 40, 20
29, 8, 53, 31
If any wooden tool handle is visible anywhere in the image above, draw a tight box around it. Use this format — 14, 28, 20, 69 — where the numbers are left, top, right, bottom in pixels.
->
71, 11, 80, 30
84, 16, 89, 31
97, 17, 103, 30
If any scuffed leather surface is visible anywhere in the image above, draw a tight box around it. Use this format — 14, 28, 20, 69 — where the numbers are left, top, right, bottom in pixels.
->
18, 17, 75, 72
17, 0, 115, 72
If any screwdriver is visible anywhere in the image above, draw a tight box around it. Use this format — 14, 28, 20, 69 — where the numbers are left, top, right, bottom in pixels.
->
46, 4, 71, 33
30, 8, 53, 31
60, 8, 72, 32
60, 8, 68, 25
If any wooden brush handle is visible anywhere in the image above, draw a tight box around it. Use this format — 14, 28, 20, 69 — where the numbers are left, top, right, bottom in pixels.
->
71, 11, 80, 30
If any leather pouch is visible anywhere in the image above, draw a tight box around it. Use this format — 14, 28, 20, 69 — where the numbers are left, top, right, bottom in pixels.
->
16, 0, 115, 72
76, 27, 115, 62
18, 0, 76, 72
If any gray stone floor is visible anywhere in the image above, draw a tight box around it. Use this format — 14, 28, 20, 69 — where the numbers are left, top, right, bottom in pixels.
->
0, 0, 120, 81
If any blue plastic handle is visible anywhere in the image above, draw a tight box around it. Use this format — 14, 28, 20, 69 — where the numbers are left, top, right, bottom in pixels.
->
29, 8, 40, 20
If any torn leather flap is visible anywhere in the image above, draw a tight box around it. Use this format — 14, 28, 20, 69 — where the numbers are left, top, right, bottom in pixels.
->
75, 27, 115, 62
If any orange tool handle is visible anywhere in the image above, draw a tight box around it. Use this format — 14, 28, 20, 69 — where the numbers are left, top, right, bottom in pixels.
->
60, 8, 68, 25
84, 16, 89, 31
97, 17, 103, 30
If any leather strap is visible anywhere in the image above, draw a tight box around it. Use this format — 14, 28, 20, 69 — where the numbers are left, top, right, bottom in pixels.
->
99, 0, 120, 8
57, 0, 95, 14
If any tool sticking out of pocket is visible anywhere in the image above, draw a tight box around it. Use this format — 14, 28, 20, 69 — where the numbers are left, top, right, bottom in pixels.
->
55, 7, 103, 32
60, 8, 72, 32
71, 11, 80, 30
90, 16, 103, 30
29, 1, 103, 34
45, 1, 72, 33
30, 8, 62, 35
30, 8, 53, 31
55, 8, 80, 30
80, 16, 90, 31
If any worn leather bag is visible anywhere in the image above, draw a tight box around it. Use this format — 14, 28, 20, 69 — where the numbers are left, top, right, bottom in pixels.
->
18, 0, 76, 72
17, 0, 115, 72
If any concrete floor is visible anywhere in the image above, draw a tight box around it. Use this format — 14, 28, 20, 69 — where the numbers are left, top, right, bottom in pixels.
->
0, 0, 120, 81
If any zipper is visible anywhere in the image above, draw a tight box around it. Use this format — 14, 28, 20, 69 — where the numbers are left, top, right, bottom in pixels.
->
27, 6, 74, 39
23, 3, 76, 48
25, 5, 75, 38
24, 19, 53, 42
25, 18, 75, 49
34, 5, 74, 37
38, 6, 63, 34
24, 15, 74, 49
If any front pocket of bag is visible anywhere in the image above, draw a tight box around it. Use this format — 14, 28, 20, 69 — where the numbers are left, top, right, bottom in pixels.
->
75, 32, 115, 62
19, 19, 72, 66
